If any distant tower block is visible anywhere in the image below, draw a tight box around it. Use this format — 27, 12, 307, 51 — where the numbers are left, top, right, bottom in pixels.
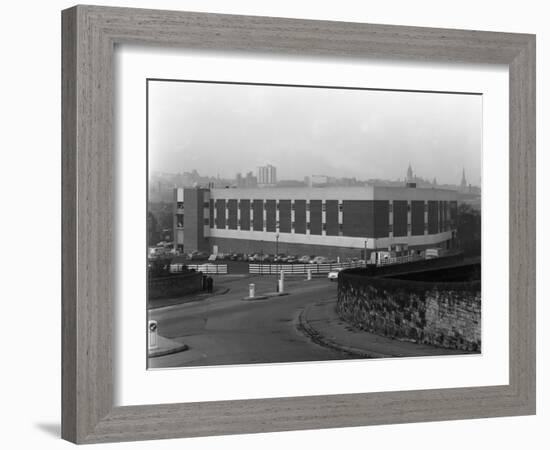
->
258, 164, 277, 187
406, 163, 414, 182
460, 168, 468, 192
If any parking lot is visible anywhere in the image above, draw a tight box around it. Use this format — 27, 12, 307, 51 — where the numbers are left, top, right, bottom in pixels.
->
168, 252, 365, 274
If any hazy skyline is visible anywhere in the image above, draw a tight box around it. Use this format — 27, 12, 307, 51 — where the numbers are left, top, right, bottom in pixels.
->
148, 80, 482, 186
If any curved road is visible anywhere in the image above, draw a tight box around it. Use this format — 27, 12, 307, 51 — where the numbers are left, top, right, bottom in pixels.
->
148, 277, 354, 368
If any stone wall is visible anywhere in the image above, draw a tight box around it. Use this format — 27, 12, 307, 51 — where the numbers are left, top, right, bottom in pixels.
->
148, 271, 203, 301
337, 269, 481, 352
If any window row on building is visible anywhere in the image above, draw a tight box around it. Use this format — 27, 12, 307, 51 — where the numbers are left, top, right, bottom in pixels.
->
204, 198, 457, 238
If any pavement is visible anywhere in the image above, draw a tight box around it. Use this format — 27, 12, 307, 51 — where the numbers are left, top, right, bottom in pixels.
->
298, 299, 467, 358
148, 335, 189, 358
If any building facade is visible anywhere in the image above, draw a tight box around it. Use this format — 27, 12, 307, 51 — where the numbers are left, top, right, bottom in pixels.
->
173, 187, 185, 251
173, 185, 458, 258
257, 164, 277, 187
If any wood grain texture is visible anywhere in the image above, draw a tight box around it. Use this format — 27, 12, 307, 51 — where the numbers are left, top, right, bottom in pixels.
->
61, 7, 77, 443
61, 5, 536, 444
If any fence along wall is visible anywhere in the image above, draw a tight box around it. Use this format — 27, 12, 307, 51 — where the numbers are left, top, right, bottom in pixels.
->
336, 268, 481, 352
170, 263, 228, 274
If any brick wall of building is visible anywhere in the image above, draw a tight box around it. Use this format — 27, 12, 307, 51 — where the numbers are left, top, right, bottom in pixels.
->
266, 200, 277, 232
183, 188, 208, 252
240, 199, 251, 230
428, 200, 439, 234
178, 188, 458, 254
309, 200, 322, 235
411, 200, 425, 236
393, 200, 408, 237
253, 199, 263, 231
227, 199, 238, 230
342, 200, 370, 237
325, 200, 339, 236
373, 200, 389, 238
215, 199, 226, 229
294, 200, 307, 234
279, 200, 292, 233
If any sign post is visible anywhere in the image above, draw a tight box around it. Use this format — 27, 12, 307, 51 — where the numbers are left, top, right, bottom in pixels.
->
148, 320, 158, 350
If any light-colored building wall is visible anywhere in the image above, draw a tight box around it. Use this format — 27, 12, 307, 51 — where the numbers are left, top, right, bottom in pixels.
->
209, 185, 457, 202
173, 185, 458, 254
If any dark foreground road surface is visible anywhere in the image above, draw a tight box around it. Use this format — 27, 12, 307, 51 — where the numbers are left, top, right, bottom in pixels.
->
148, 277, 355, 368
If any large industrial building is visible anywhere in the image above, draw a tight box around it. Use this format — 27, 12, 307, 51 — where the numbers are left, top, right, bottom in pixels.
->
172, 184, 459, 259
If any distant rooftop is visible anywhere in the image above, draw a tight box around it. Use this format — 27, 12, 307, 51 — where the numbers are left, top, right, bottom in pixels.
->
205, 184, 458, 201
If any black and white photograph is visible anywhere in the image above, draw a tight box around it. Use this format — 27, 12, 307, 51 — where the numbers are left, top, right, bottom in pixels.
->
146, 79, 482, 368
2, 0, 542, 447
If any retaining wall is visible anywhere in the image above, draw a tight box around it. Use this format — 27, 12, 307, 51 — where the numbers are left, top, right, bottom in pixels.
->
337, 267, 481, 352
148, 271, 203, 300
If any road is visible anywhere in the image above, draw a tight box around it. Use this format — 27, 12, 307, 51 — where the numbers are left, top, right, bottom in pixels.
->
148, 276, 354, 368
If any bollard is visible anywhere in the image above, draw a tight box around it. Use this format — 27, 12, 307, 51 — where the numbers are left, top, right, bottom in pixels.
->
249, 283, 255, 299
307, 268, 312, 281
279, 270, 285, 293
148, 320, 158, 350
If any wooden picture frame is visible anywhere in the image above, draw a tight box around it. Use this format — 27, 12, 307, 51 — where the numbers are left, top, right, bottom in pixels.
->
61, 5, 536, 444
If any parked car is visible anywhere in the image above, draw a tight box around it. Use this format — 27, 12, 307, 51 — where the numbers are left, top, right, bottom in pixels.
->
263, 254, 276, 263
328, 267, 343, 281
250, 253, 263, 262
285, 256, 297, 264
298, 255, 312, 264
425, 248, 441, 259
310, 256, 329, 264
189, 251, 209, 261
274, 254, 286, 263
148, 246, 167, 259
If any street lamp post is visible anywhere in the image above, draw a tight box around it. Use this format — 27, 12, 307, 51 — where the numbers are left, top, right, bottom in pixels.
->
276, 232, 280, 259
260, 240, 264, 263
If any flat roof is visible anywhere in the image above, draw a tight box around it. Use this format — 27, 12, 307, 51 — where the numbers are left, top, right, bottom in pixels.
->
205, 185, 458, 201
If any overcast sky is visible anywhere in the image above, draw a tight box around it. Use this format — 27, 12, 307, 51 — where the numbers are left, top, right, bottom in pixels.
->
148, 80, 482, 186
